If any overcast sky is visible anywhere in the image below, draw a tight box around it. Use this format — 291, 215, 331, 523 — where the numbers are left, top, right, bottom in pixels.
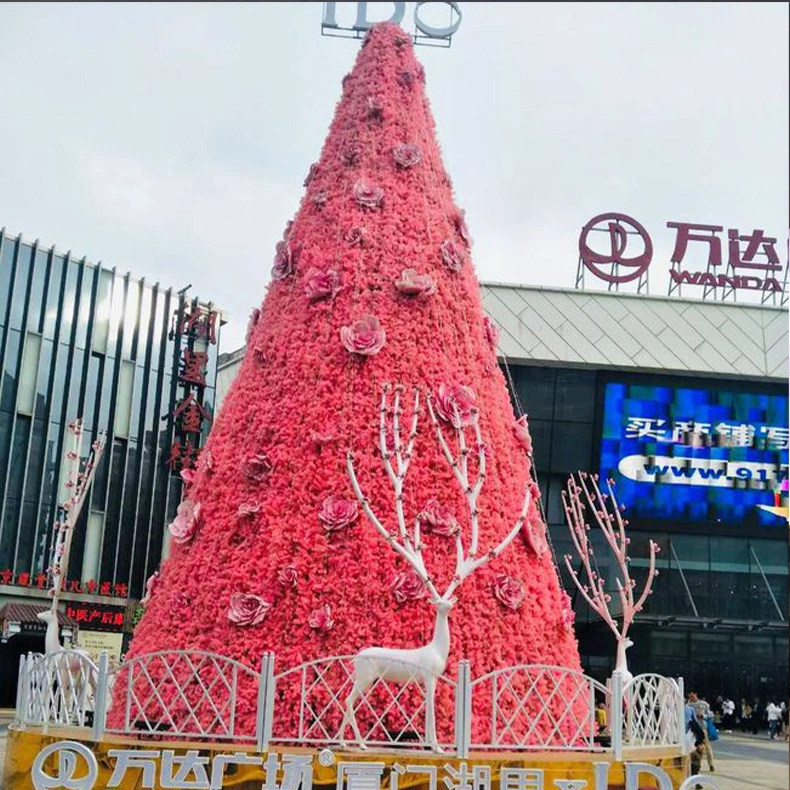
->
1, 2, 787, 352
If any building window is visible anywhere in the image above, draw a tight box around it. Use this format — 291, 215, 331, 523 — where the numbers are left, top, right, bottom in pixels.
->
91, 269, 114, 354
82, 511, 105, 583
17, 332, 42, 416
114, 360, 136, 439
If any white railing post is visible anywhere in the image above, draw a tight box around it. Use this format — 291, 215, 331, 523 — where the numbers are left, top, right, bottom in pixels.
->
610, 672, 623, 761
454, 660, 472, 758
17, 655, 29, 728
676, 676, 685, 754
256, 652, 276, 752
92, 652, 109, 741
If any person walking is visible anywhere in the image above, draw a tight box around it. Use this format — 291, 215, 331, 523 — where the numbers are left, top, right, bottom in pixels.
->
741, 701, 753, 733
688, 691, 715, 772
766, 701, 781, 740
781, 702, 788, 741
722, 697, 735, 733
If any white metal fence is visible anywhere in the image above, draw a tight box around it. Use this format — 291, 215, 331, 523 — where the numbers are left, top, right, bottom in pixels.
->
14, 650, 685, 758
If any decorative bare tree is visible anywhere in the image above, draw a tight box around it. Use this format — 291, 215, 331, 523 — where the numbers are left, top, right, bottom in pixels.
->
561, 472, 658, 682
343, 384, 532, 751
40, 419, 107, 653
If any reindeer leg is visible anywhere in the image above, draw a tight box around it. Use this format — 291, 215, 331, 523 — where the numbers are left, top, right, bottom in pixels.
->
340, 683, 367, 750
424, 675, 442, 753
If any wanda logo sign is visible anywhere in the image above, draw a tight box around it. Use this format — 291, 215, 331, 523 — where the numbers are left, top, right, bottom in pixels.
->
579, 212, 784, 294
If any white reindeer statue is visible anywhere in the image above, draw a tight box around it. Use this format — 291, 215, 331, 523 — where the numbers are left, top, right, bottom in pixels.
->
342, 384, 532, 751
561, 472, 658, 683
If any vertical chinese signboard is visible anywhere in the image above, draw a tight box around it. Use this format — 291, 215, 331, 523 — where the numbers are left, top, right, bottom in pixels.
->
167, 298, 218, 474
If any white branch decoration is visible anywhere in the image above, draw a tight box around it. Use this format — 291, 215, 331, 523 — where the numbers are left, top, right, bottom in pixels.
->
342, 383, 531, 751
562, 472, 658, 680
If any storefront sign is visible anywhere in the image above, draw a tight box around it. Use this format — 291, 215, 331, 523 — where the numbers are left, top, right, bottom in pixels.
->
601, 382, 789, 525
322, 3, 463, 44
75, 630, 124, 661
578, 212, 785, 296
65, 604, 126, 631
0, 571, 127, 598
30, 742, 718, 790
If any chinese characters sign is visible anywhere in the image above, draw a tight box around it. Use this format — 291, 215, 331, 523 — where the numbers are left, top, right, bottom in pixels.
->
65, 604, 126, 631
30, 742, 703, 790
578, 212, 786, 299
0, 570, 127, 599
167, 299, 217, 474
600, 382, 789, 525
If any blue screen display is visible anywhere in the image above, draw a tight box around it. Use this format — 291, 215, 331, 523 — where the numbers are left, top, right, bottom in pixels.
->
599, 383, 789, 525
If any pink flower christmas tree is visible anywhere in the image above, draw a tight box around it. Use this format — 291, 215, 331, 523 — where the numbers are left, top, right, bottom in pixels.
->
126, 23, 582, 741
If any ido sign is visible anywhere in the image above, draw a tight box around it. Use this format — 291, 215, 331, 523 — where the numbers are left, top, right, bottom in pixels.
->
600, 382, 789, 526
322, 2, 462, 45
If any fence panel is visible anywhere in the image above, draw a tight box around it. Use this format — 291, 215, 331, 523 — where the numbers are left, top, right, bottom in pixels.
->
622, 673, 682, 748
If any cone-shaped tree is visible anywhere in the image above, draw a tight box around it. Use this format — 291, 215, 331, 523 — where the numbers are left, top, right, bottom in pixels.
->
127, 23, 581, 742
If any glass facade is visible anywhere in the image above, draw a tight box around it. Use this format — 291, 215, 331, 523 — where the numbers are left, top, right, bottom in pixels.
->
0, 229, 221, 603
506, 362, 789, 702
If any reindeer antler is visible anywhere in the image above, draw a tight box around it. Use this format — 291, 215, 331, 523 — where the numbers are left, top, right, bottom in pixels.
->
562, 472, 658, 641
347, 384, 531, 604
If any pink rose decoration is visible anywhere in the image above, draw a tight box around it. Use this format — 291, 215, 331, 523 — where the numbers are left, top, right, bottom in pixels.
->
393, 143, 422, 168
433, 384, 478, 428
242, 452, 273, 483
168, 500, 201, 544
395, 269, 436, 297
397, 70, 414, 89
392, 570, 427, 603
304, 268, 343, 303
455, 209, 472, 247
340, 315, 386, 356
227, 592, 272, 626
341, 143, 362, 166
278, 566, 298, 587
180, 468, 196, 487
253, 342, 267, 363
237, 501, 261, 519
366, 96, 383, 121
493, 574, 525, 611
140, 571, 160, 607
483, 316, 499, 348
523, 510, 548, 558
309, 603, 334, 632
319, 495, 359, 532
346, 226, 369, 247
559, 590, 576, 632
512, 416, 533, 454
272, 242, 299, 280
303, 163, 318, 187
312, 189, 329, 208
353, 180, 384, 210
246, 308, 261, 343
441, 240, 465, 273
417, 499, 460, 537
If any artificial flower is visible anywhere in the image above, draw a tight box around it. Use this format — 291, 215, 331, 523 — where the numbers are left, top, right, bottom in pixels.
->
242, 453, 274, 483
441, 240, 465, 273
393, 143, 422, 168
395, 268, 436, 297
319, 495, 359, 532
308, 603, 334, 632
417, 499, 460, 537
340, 315, 386, 356
353, 180, 384, 209
433, 384, 477, 428
168, 500, 201, 544
493, 574, 525, 611
303, 268, 342, 303
227, 593, 271, 626
392, 570, 427, 603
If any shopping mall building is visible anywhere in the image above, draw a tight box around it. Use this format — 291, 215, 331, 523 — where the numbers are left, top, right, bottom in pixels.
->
0, 227, 222, 702
216, 283, 789, 703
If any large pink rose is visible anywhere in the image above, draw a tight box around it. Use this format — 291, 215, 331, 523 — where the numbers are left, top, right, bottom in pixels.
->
168, 500, 201, 544
393, 143, 422, 168
483, 316, 499, 348
346, 226, 369, 247
559, 590, 576, 632
140, 571, 160, 607
397, 70, 414, 89
395, 269, 436, 297
455, 209, 472, 247
304, 268, 342, 303
237, 501, 261, 519
197, 449, 213, 475
353, 180, 384, 209
277, 566, 298, 588
523, 510, 548, 558
493, 574, 525, 611
512, 415, 533, 454
341, 143, 362, 166
308, 603, 334, 632
246, 308, 260, 343
311, 189, 329, 208
392, 570, 427, 603
441, 240, 465, 273
272, 242, 299, 280
433, 384, 477, 428
242, 452, 273, 483
417, 499, 460, 537
366, 96, 383, 121
319, 495, 359, 532
227, 593, 272, 627
340, 315, 386, 356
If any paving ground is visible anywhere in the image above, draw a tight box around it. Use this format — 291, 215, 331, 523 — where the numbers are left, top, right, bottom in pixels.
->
0, 711, 787, 788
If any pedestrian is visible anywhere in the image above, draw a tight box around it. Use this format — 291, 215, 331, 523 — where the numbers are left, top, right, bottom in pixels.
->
781, 702, 788, 741
595, 700, 607, 735
752, 699, 762, 735
686, 704, 706, 781
742, 701, 753, 733
722, 697, 735, 733
688, 691, 715, 772
766, 700, 781, 740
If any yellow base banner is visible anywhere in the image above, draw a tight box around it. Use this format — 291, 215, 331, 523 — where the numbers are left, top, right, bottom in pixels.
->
3, 727, 697, 790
